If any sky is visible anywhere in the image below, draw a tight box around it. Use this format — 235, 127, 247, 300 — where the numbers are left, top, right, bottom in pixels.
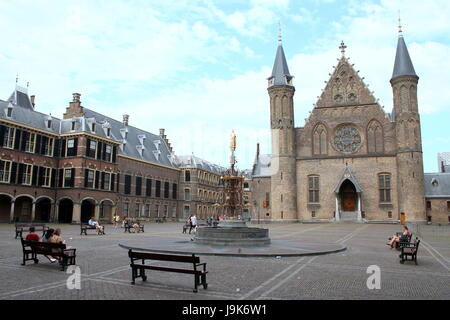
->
0, 0, 449, 173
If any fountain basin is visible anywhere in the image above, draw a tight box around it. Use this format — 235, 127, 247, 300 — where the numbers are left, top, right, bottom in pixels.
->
194, 226, 270, 246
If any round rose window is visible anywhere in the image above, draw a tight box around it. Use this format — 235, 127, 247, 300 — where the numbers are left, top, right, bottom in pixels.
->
334, 125, 361, 153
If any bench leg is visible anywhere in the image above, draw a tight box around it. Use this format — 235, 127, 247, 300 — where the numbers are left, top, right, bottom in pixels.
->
131, 267, 137, 285
202, 274, 207, 290
193, 274, 199, 293
140, 268, 147, 281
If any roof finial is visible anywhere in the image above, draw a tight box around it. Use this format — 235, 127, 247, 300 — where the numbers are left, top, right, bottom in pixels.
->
16, 73, 19, 84
398, 10, 403, 36
278, 20, 282, 44
339, 40, 347, 57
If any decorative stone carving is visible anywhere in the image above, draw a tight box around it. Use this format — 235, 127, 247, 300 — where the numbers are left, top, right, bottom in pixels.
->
333, 125, 362, 153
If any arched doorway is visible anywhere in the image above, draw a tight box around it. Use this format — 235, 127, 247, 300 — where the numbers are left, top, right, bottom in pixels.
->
99, 199, 114, 223
340, 180, 357, 212
35, 198, 52, 222
14, 196, 33, 222
58, 199, 74, 223
0, 194, 12, 223
81, 199, 96, 223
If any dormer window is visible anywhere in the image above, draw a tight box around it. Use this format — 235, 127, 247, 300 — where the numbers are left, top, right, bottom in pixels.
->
47, 119, 52, 129
138, 134, 146, 145
71, 121, 76, 131
91, 123, 96, 133
153, 140, 161, 150
431, 178, 439, 187
107, 128, 111, 137
6, 107, 13, 118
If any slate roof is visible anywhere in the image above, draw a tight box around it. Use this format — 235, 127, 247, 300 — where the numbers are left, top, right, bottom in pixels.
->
83, 108, 177, 168
268, 43, 293, 87
0, 98, 60, 133
424, 173, 450, 198
8, 86, 34, 110
176, 154, 226, 175
392, 35, 417, 80
252, 154, 272, 178
0, 88, 177, 169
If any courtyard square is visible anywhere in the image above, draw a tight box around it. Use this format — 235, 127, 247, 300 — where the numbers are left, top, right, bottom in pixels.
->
0, 222, 449, 300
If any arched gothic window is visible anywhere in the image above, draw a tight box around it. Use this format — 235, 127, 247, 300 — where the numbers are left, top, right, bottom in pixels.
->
367, 120, 383, 153
313, 124, 327, 155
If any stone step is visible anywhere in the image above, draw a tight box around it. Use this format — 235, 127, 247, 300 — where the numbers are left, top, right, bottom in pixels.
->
339, 212, 358, 221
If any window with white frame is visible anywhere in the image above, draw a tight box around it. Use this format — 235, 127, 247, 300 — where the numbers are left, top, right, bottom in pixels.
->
86, 170, 95, 189
43, 167, 52, 187
103, 173, 111, 191
105, 145, 112, 162
3, 127, 15, 149
0, 160, 11, 183
43, 137, 54, 156
25, 133, 36, 153
144, 204, 150, 217
23, 164, 33, 185
88, 140, 97, 158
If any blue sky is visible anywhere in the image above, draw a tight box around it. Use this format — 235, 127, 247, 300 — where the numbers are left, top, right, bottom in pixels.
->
0, 0, 449, 172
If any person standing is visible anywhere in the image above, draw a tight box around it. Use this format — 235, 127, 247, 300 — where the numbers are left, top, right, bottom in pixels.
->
189, 214, 197, 234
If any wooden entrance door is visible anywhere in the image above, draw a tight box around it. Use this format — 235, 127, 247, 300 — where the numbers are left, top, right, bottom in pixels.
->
340, 180, 357, 211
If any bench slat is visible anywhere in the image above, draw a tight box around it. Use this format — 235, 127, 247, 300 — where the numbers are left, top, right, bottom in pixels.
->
132, 264, 206, 275
129, 251, 200, 263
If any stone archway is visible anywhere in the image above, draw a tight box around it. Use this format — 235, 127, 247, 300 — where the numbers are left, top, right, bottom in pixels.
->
58, 198, 74, 223
14, 196, 33, 222
81, 199, 96, 223
0, 194, 12, 223
99, 199, 114, 223
340, 180, 357, 212
35, 198, 52, 222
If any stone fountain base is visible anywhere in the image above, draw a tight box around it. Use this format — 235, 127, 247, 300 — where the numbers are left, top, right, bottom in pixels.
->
194, 220, 270, 247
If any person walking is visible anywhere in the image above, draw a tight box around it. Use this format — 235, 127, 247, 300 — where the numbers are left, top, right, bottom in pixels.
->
189, 214, 197, 234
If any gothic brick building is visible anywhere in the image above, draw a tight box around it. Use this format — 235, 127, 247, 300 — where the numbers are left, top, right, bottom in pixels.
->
251, 29, 433, 224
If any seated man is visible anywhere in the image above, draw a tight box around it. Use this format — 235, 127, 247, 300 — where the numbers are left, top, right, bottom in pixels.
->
25, 226, 40, 242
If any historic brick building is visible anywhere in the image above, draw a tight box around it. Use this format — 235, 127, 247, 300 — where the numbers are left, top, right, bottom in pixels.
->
0, 87, 183, 224
250, 29, 438, 224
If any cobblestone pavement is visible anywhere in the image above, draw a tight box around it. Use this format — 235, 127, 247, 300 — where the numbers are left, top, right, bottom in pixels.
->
0, 223, 449, 300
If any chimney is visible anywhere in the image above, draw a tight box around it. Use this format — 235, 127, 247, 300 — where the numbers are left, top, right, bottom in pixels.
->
256, 143, 260, 159
73, 93, 81, 102
159, 128, 173, 153
63, 93, 84, 119
123, 114, 129, 126
30, 95, 35, 108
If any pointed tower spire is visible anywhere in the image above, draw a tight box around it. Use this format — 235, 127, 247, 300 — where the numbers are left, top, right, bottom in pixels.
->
391, 22, 417, 80
268, 24, 293, 87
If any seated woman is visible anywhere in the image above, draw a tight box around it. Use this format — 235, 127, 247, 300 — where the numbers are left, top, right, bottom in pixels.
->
42, 228, 57, 263
88, 217, 104, 235
388, 225, 411, 249
132, 221, 141, 233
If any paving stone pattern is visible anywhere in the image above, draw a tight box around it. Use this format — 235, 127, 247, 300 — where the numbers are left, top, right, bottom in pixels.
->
0, 223, 449, 300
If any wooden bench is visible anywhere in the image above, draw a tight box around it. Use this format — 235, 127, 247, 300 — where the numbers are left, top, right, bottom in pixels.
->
395, 232, 413, 250
124, 221, 144, 233
399, 238, 420, 265
21, 238, 76, 271
15, 223, 49, 239
128, 249, 208, 293
80, 223, 105, 235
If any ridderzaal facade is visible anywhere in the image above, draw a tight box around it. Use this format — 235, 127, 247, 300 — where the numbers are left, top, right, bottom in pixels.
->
250, 30, 450, 225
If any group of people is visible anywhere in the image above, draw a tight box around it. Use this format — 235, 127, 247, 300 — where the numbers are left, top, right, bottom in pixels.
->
25, 227, 70, 263
87, 217, 105, 234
